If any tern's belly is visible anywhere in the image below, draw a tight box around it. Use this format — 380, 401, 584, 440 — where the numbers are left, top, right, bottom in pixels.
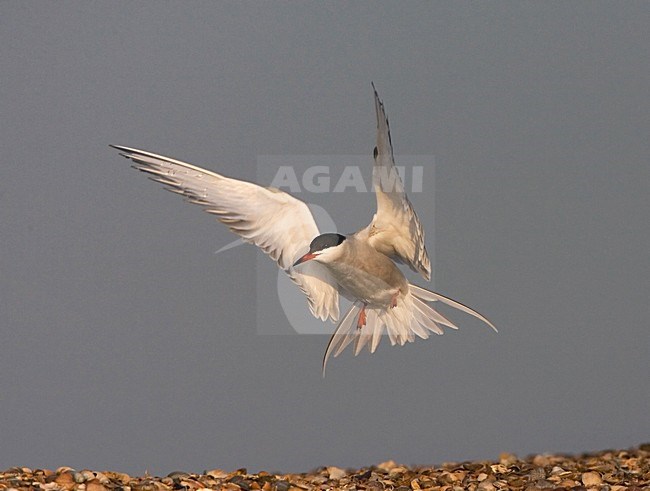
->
328, 260, 408, 307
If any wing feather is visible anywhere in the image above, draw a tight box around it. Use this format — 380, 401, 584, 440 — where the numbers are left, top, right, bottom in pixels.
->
111, 145, 339, 321
367, 84, 432, 280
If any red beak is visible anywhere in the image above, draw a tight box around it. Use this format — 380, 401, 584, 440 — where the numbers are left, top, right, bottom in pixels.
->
293, 252, 316, 267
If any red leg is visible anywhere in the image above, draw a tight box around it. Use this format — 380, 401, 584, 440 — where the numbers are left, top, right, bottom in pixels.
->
357, 304, 367, 329
390, 290, 400, 309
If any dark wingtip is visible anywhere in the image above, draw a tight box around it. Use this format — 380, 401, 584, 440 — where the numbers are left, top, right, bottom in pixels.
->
109, 144, 129, 155
371, 82, 381, 100
110, 144, 131, 160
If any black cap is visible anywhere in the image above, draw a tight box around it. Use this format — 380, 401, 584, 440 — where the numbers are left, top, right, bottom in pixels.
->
309, 233, 346, 253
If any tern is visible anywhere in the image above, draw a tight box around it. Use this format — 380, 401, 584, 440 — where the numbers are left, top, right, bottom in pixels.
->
111, 85, 496, 374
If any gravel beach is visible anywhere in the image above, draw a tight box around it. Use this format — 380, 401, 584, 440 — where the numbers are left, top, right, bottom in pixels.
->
2, 445, 648, 491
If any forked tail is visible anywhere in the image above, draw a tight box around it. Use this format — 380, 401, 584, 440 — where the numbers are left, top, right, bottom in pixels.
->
322, 283, 497, 376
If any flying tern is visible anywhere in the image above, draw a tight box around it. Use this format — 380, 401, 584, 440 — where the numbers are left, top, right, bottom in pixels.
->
111, 85, 496, 374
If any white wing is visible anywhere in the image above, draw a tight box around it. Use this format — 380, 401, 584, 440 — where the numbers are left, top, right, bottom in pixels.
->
111, 145, 339, 321
366, 84, 431, 281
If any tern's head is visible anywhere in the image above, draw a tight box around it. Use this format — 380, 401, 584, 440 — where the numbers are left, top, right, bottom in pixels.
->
293, 233, 346, 266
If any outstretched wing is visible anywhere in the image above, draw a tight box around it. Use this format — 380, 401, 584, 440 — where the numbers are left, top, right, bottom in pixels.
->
366, 84, 431, 281
111, 145, 339, 321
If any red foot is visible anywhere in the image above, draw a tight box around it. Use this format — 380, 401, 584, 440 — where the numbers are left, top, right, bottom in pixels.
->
357, 305, 367, 329
390, 290, 400, 309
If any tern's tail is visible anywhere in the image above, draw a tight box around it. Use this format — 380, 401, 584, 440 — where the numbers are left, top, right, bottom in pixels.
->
322, 283, 497, 376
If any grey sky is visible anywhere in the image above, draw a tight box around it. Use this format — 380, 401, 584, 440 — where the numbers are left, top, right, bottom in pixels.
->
1, 1, 648, 475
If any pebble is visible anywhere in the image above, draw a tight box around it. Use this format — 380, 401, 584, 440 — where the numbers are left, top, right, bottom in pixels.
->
477, 480, 495, 491
376, 460, 398, 472
85, 478, 107, 491
95, 473, 110, 485
528, 467, 546, 481
490, 463, 508, 474
498, 452, 518, 465
364, 483, 383, 491
581, 471, 602, 486
205, 469, 229, 479
326, 466, 346, 480
228, 475, 251, 490
54, 472, 75, 490
273, 480, 290, 491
